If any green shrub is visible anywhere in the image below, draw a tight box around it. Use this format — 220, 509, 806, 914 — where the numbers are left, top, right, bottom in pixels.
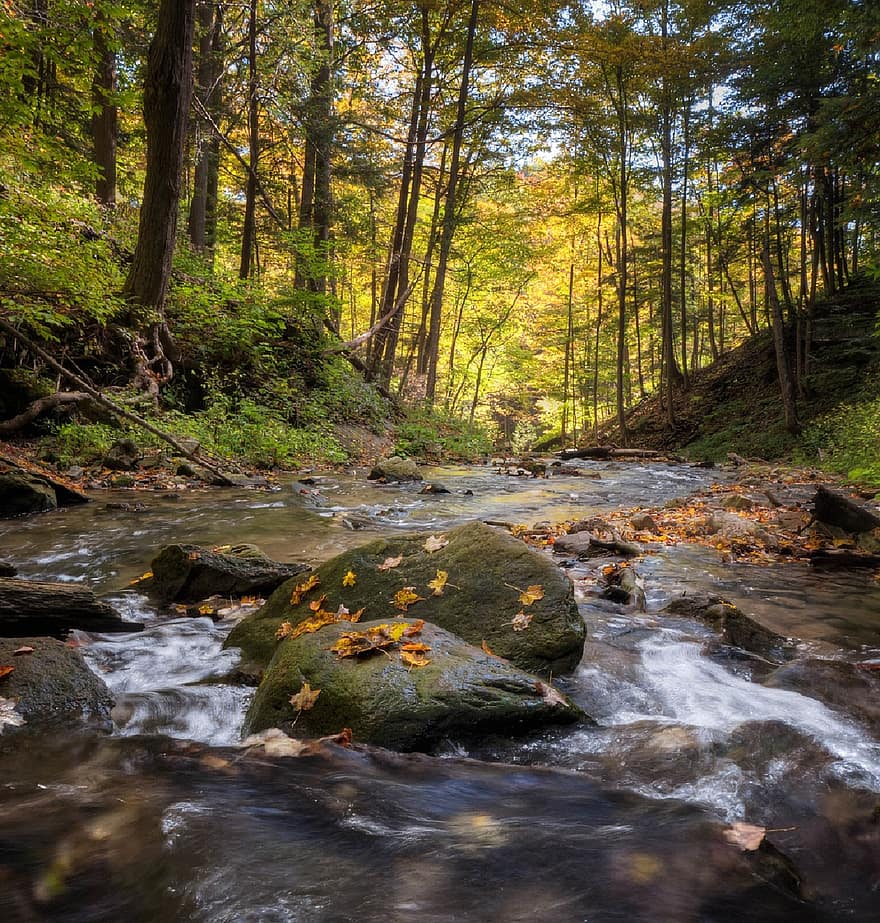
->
394, 408, 491, 461
798, 396, 880, 487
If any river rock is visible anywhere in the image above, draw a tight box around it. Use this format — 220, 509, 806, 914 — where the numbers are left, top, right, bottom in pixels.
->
0, 561, 16, 577
600, 564, 646, 610
722, 494, 755, 512
0, 577, 143, 637
663, 595, 793, 660
144, 543, 309, 604
763, 659, 880, 733
553, 530, 641, 559
226, 521, 586, 676
243, 617, 584, 751
812, 485, 880, 534
103, 438, 140, 471
0, 471, 57, 517
367, 455, 423, 483
0, 637, 113, 723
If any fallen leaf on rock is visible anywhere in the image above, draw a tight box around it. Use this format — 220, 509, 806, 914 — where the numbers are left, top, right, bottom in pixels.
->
0, 666, 14, 680
535, 681, 566, 707
240, 595, 257, 606
481, 640, 496, 656
349, 607, 365, 622
0, 697, 25, 731
393, 586, 424, 610
242, 728, 310, 757
723, 822, 766, 851
13, 647, 34, 656
377, 555, 403, 571
128, 570, 153, 586
400, 646, 432, 668
423, 534, 448, 553
520, 584, 544, 606
198, 603, 215, 615
288, 609, 339, 639
289, 682, 321, 712
342, 570, 357, 587
212, 544, 233, 553
276, 621, 294, 640
427, 570, 448, 596
403, 619, 425, 636
330, 623, 410, 658
290, 574, 320, 605
511, 611, 533, 631
309, 594, 328, 612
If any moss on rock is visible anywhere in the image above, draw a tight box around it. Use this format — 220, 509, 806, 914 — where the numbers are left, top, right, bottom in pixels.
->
225, 521, 586, 676
244, 617, 584, 751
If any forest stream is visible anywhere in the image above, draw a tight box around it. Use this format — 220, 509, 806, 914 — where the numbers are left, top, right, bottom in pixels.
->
1, 461, 879, 922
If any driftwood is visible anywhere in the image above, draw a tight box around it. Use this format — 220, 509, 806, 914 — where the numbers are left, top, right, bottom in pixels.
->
557, 446, 664, 461
809, 549, 880, 569
0, 576, 143, 637
812, 486, 880, 534
0, 316, 236, 486
0, 391, 90, 434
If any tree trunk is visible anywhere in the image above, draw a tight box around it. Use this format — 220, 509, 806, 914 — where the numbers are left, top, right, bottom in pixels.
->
762, 245, 800, 434
92, 21, 117, 206
124, 0, 196, 323
189, 2, 223, 257
239, 0, 259, 279
424, 0, 480, 405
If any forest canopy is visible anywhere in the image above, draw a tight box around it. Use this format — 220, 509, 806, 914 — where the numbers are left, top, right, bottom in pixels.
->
1, 0, 878, 462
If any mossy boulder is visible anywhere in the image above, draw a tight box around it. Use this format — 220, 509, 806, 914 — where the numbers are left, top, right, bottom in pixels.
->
143, 543, 309, 604
243, 618, 583, 751
225, 521, 586, 676
0, 637, 113, 723
367, 455, 423, 482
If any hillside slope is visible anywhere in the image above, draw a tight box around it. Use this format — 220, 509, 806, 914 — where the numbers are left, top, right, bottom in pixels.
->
611, 277, 880, 462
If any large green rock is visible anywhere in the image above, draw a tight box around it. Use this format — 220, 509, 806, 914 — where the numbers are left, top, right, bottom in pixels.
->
225, 521, 586, 676
244, 617, 583, 751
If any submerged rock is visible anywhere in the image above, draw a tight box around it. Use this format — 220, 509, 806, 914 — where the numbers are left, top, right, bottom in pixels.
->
243, 617, 584, 751
663, 595, 794, 660
0, 637, 113, 723
367, 455, 423, 483
226, 521, 586, 677
144, 543, 309, 604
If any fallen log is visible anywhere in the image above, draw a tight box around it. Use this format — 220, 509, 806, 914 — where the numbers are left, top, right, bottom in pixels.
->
0, 577, 144, 637
557, 446, 664, 461
0, 391, 90, 434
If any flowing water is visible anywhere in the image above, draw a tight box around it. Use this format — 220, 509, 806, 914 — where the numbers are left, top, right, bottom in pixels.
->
1, 462, 879, 921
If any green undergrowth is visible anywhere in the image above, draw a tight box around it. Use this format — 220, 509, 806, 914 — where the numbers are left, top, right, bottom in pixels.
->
393, 408, 492, 461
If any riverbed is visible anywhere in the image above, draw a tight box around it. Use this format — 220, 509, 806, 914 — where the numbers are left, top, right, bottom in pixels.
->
1, 461, 879, 921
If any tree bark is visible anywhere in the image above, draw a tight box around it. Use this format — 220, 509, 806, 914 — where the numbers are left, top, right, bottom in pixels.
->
92, 21, 117, 206
124, 0, 196, 318
762, 245, 800, 434
239, 0, 259, 279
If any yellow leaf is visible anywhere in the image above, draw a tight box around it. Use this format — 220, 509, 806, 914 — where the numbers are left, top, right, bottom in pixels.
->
128, 570, 153, 586
288, 609, 338, 639
392, 586, 424, 611
276, 621, 294, 640
212, 544, 232, 553
481, 640, 496, 656
290, 573, 320, 605
400, 645, 431, 668
519, 585, 544, 606
723, 822, 766, 851
377, 555, 403, 571
512, 610, 533, 631
349, 607, 365, 623
198, 603, 215, 615
403, 618, 425, 636
423, 534, 448, 553
289, 682, 321, 712
342, 570, 357, 587
309, 594, 328, 612
427, 570, 448, 596
240, 595, 257, 606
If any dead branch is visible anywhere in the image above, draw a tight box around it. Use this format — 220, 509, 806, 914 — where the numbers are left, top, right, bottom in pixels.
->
0, 392, 89, 434
0, 316, 236, 485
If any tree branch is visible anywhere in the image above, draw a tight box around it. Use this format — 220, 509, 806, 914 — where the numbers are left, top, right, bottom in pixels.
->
0, 392, 90, 435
